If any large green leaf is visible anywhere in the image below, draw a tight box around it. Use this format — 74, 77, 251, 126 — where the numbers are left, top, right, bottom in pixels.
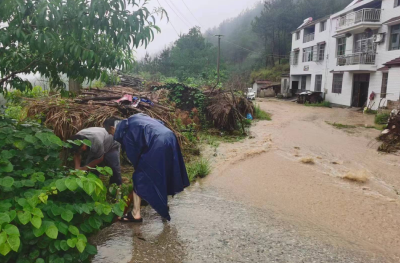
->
0, 232, 7, 245
1, 176, 14, 187
35, 259, 45, 263
31, 208, 44, 218
4, 224, 19, 236
76, 239, 86, 253
60, 240, 69, 251
33, 225, 45, 237
48, 134, 63, 146
7, 235, 20, 252
61, 210, 73, 222
17, 211, 31, 225
0, 242, 11, 256
31, 216, 42, 229
88, 217, 102, 230
55, 179, 67, 192
85, 244, 98, 255
24, 135, 37, 144
0, 160, 13, 173
68, 225, 79, 236
0, 213, 10, 224
67, 238, 77, 248
56, 222, 68, 235
65, 178, 78, 191
45, 225, 58, 239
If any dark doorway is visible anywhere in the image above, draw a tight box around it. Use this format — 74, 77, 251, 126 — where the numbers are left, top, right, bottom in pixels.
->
292, 81, 299, 96
352, 74, 370, 107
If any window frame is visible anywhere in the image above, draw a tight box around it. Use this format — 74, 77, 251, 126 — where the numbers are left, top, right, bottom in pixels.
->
389, 24, 400, 51
296, 31, 300, 40
332, 74, 343, 94
302, 47, 313, 62
337, 37, 346, 57
381, 73, 388, 98
294, 50, 299, 65
320, 21, 327, 32
315, 75, 322, 92
318, 44, 325, 61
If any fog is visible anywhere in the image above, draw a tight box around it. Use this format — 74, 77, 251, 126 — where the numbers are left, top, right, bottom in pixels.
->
135, 0, 262, 58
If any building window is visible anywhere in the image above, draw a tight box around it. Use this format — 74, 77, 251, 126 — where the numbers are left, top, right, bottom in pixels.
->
290, 50, 299, 65
395, 0, 399, 7
318, 44, 325, 61
332, 74, 343, 94
337, 37, 346, 56
381, 73, 388, 98
302, 47, 313, 62
390, 24, 400, 50
296, 31, 300, 40
315, 75, 322, 92
301, 76, 307, 90
320, 21, 327, 32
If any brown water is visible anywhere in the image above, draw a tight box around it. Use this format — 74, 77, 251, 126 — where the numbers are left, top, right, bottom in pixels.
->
91, 99, 400, 262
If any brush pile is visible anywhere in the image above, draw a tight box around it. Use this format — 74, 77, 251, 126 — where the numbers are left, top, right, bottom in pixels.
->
26, 86, 190, 148
118, 73, 143, 88
206, 91, 254, 131
378, 110, 400, 153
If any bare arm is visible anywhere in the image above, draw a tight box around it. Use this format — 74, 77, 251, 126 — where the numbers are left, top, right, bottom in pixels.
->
74, 153, 82, 170
78, 155, 105, 171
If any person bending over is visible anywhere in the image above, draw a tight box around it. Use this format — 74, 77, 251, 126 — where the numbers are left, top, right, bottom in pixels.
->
70, 127, 122, 186
103, 114, 190, 222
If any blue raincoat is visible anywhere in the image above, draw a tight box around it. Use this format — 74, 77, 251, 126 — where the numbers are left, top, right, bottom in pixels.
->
114, 114, 190, 220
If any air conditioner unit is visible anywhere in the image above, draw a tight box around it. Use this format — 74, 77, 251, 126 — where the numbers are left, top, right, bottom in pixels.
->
373, 33, 385, 43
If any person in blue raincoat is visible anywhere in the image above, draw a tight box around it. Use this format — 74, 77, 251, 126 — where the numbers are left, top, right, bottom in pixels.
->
103, 114, 190, 222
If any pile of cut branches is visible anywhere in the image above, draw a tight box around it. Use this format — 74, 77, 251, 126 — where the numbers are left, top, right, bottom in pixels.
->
378, 110, 400, 153
26, 87, 192, 149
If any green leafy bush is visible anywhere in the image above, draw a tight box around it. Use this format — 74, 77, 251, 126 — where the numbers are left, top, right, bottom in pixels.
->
4, 105, 27, 121
0, 118, 125, 263
375, 113, 390, 125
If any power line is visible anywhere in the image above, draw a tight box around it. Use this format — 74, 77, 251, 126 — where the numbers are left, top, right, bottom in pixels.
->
166, 0, 194, 28
156, 0, 180, 37
180, 0, 202, 27
162, 0, 191, 29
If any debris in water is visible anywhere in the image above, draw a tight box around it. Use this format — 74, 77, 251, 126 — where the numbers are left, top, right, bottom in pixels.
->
341, 171, 369, 183
300, 157, 315, 164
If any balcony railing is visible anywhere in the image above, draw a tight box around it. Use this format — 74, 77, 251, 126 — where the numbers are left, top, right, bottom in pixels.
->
337, 8, 381, 30
337, 53, 376, 66
303, 33, 315, 43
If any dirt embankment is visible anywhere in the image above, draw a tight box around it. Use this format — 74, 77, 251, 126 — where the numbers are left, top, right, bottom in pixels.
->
204, 99, 400, 262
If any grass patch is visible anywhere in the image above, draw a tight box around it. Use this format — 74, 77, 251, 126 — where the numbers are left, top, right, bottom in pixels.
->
304, 101, 331, 108
200, 132, 247, 148
364, 124, 385, 131
364, 109, 377, 115
375, 113, 390, 125
254, 104, 272, 120
326, 122, 357, 129
187, 158, 211, 182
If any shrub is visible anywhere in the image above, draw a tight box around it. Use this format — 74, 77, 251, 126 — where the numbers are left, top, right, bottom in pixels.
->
375, 113, 390, 125
186, 159, 211, 182
0, 117, 125, 263
4, 105, 27, 121
254, 104, 271, 120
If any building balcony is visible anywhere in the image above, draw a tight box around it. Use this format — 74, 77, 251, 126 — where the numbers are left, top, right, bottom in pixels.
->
303, 33, 315, 43
336, 53, 377, 72
336, 9, 381, 34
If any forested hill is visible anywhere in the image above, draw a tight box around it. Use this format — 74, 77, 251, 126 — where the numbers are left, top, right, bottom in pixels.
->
134, 0, 353, 86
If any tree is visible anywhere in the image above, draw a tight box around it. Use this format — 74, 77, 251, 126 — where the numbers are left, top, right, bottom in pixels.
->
0, 0, 165, 92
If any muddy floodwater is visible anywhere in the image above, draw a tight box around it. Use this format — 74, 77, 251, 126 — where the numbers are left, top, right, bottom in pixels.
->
91, 99, 400, 263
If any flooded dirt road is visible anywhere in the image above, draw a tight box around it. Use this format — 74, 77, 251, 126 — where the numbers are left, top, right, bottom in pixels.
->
91, 99, 400, 262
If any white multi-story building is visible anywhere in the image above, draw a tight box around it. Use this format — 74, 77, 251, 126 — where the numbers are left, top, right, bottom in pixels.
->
290, 0, 400, 109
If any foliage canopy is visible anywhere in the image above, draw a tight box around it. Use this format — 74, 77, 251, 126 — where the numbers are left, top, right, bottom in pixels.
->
0, 0, 164, 92
0, 117, 125, 263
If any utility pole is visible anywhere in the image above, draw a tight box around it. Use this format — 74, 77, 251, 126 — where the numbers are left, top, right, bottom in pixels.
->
215, 35, 223, 85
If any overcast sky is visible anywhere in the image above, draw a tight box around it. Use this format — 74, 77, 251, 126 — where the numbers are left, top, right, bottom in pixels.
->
135, 0, 262, 59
